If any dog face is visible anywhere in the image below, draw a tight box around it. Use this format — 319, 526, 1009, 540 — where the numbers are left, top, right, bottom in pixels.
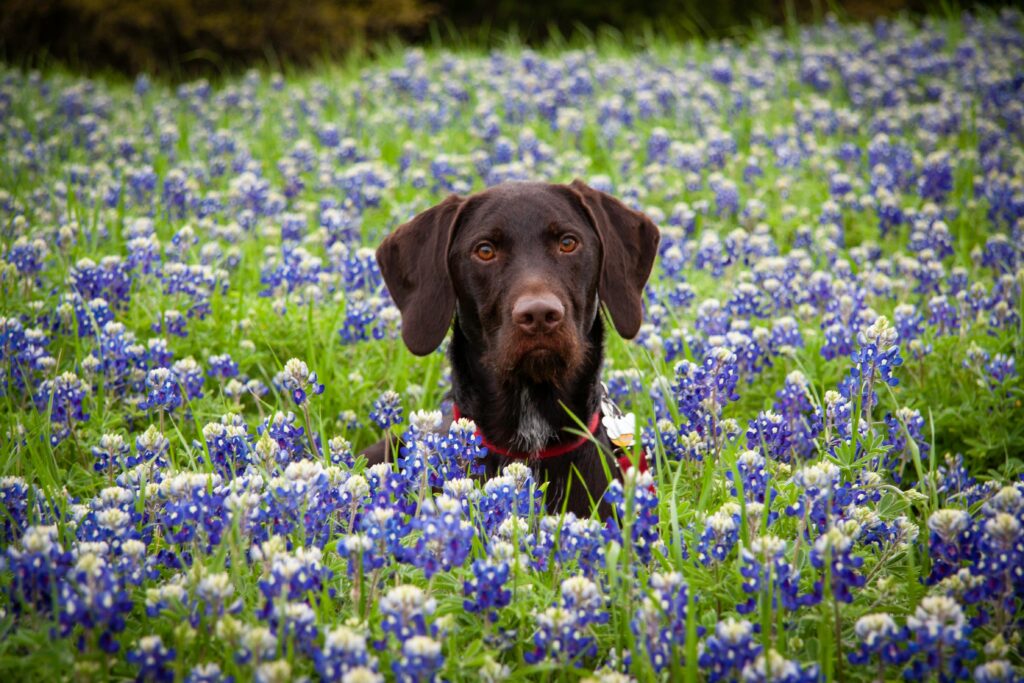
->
445, 183, 600, 387
376, 180, 660, 374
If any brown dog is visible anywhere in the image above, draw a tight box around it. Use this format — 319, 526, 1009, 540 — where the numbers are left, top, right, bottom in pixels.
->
366, 180, 659, 518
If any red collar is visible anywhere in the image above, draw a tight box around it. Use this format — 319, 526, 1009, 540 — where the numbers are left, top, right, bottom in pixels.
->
452, 404, 602, 460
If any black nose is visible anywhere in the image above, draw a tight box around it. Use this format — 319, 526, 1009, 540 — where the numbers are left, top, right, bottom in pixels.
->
512, 294, 565, 335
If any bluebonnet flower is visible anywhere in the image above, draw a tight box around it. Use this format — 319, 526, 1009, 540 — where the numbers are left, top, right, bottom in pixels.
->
926, 509, 975, 584
604, 469, 659, 565
0, 476, 37, 544
156, 471, 227, 555
392, 635, 444, 683
68, 256, 134, 307
5, 525, 72, 614
672, 348, 741, 451
172, 357, 205, 401
478, 462, 542, 533
127, 635, 176, 682
199, 414, 252, 476
380, 584, 437, 643
34, 370, 91, 445
208, 354, 239, 381
426, 418, 488, 483
268, 601, 320, 654
746, 411, 793, 462
985, 353, 1016, 388
257, 546, 332, 607
404, 495, 474, 577
256, 411, 309, 464
631, 572, 693, 672
809, 526, 865, 604
274, 357, 325, 406
57, 550, 135, 652
139, 367, 183, 413
534, 514, 607, 577
973, 661, 1020, 683
699, 618, 761, 682
740, 649, 820, 683
91, 432, 131, 474
882, 407, 929, 482
526, 575, 608, 666
739, 535, 817, 613
928, 295, 960, 335
185, 663, 233, 683
842, 316, 902, 420
904, 596, 976, 681
133, 424, 171, 468
370, 390, 403, 430
698, 507, 741, 566
5, 236, 49, 277
463, 560, 511, 620
849, 612, 908, 670
314, 626, 379, 682
328, 435, 355, 467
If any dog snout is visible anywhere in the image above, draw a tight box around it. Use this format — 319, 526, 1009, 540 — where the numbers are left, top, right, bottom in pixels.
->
512, 293, 565, 335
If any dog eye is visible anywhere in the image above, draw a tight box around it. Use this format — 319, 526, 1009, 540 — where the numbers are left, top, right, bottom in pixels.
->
559, 235, 579, 253
474, 242, 497, 261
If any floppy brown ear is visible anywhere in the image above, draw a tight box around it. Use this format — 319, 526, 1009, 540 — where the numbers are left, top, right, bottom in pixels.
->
376, 195, 464, 355
569, 179, 660, 339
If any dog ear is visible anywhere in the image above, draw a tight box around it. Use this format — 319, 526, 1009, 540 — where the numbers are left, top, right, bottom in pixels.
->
568, 179, 660, 339
376, 195, 464, 355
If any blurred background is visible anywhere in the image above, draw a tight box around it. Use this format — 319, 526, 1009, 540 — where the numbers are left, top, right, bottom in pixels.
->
0, 0, 1014, 78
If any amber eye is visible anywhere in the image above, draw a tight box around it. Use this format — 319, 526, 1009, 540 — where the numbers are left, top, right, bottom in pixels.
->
559, 235, 579, 253
474, 242, 496, 261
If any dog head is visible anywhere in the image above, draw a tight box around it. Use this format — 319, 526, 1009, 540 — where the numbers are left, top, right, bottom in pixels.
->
376, 180, 660, 386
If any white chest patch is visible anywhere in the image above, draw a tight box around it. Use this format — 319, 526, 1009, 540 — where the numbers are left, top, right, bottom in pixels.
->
512, 389, 554, 453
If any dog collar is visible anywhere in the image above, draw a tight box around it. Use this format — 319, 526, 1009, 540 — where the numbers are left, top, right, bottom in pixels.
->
451, 405, 602, 460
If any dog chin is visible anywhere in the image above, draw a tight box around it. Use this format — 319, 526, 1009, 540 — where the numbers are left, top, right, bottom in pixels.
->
516, 347, 567, 383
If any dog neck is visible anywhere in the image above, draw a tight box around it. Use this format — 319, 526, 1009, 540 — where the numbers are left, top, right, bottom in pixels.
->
448, 317, 605, 455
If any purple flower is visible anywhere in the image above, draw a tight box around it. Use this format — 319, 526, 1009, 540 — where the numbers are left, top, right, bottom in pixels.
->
699, 618, 761, 682
463, 560, 511, 620
127, 635, 176, 683
525, 575, 608, 666
380, 584, 437, 643
273, 358, 325, 406
904, 596, 976, 681
314, 626, 378, 682
403, 495, 474, 577
370, 390, 403, 430
632, 572, 694, 672
34, 371, 91, 445
392, 635, 444, 683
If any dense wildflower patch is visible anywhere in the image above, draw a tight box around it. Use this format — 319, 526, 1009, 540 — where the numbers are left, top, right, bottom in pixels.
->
2, 10, 1024, 682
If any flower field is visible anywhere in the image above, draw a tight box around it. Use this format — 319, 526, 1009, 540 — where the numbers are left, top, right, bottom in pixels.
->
3, 9, 1024, 682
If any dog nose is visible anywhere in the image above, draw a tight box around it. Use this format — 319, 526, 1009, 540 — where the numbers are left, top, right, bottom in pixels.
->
512, 294, 564, 335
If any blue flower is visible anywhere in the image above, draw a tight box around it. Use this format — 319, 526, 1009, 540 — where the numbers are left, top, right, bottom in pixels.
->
403, 495, 474, 577
904, 596, 976, 681
463, 560, 511, 620
127, 635, 176, 683
370, 390, 403, 430
379, 584, 437, 643
392, 635, 444, 683
699, 617, 761, 682
739, 649, 820, 682
849, 613, 908, 670
604, 469, 660, 565
34, 370, 91, 445
273, 357, 325, 406
631, 572, 694, 672
809, 527, 865, 604
526, 575, 608, 666
314, 626, 378, 682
